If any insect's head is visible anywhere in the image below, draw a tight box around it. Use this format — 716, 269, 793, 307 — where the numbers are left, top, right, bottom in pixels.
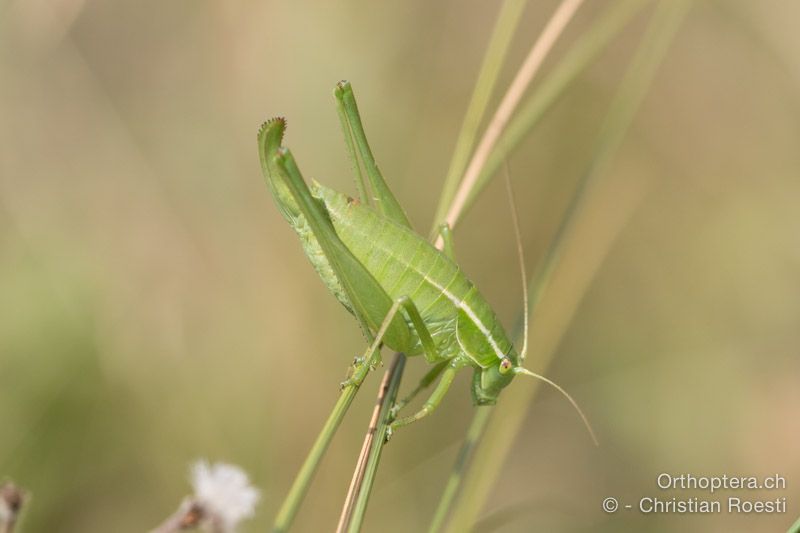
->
472, 355, 517, 405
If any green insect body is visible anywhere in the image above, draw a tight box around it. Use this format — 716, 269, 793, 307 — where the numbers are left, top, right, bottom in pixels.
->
258, 81, 591, 434
316, 183, 518, 404
260, 117, 515, 413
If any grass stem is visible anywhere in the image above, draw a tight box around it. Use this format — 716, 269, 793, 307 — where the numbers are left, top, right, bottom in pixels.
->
440, 2, 691, 530
338, 354, 406, 533
272, 383, 360, 533
460, 0, 647, 219
440, 0, 586, 235
431, 0, 529, 237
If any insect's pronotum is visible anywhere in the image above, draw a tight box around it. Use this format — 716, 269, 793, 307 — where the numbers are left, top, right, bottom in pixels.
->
258, 81, 594, 440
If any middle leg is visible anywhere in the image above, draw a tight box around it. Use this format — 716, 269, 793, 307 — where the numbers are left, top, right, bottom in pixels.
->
389, 362, 463, 437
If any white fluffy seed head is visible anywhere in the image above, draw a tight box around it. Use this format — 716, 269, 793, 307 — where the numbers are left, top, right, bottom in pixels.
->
190, 460, 260, 532
0, 482, 24, 524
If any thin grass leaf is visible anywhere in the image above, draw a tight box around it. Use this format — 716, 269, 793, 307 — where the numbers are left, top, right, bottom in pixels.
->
428, 0, 650, 528
430, 0, 529, 236
339, 354, 406, 533
441, 1, 692, 531
456, 0, 648, 222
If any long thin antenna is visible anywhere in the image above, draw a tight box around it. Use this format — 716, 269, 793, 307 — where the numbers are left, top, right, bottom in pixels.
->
502, 161, 529, 362
513, 367, 598, 446
504, 163, 597, 447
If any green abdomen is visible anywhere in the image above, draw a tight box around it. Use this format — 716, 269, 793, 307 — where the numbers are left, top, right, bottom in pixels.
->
317, 184, 513, 367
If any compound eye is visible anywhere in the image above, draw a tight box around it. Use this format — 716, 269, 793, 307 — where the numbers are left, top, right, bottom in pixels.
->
499, 358, 512, 374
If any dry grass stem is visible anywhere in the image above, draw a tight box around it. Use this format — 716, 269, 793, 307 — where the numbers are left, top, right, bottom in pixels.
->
442, 0, 585, 232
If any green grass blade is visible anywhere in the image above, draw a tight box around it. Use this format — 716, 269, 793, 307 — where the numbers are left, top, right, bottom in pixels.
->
341, 354, 406, 533
430, 0, 529, 236
440, 1, 692, 531
454, 0, 646, 225
272, 384, 360, 533
426, 1, 645, 527
428, 407, 492, 533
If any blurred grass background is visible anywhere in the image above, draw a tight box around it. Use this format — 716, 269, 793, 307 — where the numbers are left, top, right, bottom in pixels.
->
1, 1, 799, 531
